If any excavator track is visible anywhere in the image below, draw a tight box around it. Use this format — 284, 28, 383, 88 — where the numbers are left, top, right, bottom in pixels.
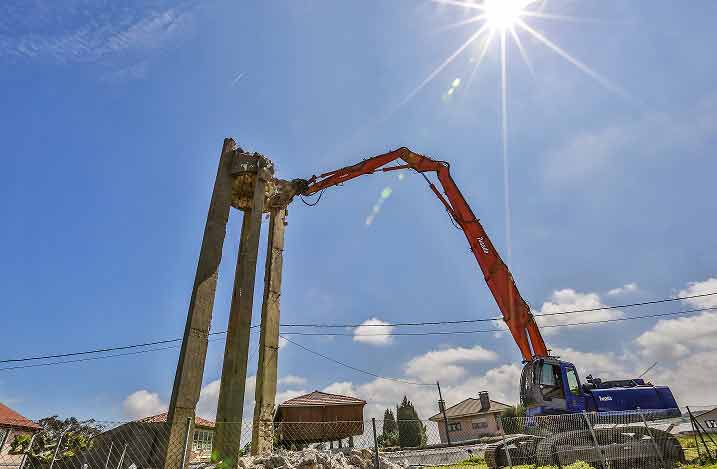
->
534, 426, 685, 469
484, 435, 542, 469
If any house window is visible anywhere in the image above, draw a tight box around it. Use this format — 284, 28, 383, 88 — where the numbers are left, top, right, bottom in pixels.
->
472, 421, 488, 430
447, 422, 462, 432
0, 428, 7, 451
192, 430, 213, 452
706, 420, 716, 429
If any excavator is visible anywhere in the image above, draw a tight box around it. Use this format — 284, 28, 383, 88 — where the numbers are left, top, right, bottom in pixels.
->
296, 147, 685, 468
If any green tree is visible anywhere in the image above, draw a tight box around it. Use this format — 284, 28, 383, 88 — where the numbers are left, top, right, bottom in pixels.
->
10, 416, 103, 466
378, 409, 399, 448
396, 396, 427, 448
382, 409, 397, 434
500, 404, 526, 434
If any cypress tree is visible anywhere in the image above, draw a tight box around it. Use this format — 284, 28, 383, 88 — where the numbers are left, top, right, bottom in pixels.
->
396, 396, 427, 448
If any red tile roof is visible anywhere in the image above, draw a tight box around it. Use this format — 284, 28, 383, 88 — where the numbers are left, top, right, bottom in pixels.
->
0, 403, 41, 431
278, 391, 366, 407
138, 413, 215, 428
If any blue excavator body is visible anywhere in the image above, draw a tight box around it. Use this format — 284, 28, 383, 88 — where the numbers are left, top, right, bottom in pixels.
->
521, 357, 681, 418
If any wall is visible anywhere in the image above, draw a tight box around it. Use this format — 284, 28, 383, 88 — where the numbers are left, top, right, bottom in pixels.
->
696, 408, 717, 433
0, 427, 32, 469
435, 413, 502, 444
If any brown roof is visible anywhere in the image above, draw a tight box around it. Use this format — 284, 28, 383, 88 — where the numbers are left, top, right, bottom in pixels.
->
0, 403, 41, 431
139, 413, 215, 428
278, 391, 366, 408
429, 398, 511, 421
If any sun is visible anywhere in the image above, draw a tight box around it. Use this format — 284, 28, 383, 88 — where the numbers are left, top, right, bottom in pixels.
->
482, 0, 537, 31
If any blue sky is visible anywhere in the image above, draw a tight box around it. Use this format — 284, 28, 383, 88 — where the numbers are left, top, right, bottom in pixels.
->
1, 0, 716, 423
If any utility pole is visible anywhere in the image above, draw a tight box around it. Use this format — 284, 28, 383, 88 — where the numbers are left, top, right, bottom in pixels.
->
436, 381, 451, 446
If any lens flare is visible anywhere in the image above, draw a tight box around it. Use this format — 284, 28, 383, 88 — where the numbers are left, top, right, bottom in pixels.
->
483, 0, 537, 31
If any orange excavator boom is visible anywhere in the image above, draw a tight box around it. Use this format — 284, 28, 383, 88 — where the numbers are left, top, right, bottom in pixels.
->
300, 147, 548, 362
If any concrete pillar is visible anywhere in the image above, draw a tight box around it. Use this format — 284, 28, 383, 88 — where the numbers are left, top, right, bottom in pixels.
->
251, 207, 288, 456
213, 158, 271, 462
164, 139, 237, 469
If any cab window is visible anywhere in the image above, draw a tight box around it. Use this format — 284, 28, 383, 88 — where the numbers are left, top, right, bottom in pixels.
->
539, 364, 565, 399
566, 368, 581, 396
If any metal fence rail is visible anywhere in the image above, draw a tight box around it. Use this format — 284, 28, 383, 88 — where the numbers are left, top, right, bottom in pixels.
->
1, 411, 715, 469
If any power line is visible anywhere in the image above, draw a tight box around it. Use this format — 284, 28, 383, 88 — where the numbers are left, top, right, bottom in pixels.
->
2, 292, 714, 367
279, 291, 717, 328
1, 306, 712, 372
278, 335, 432, 386
277, 307, 716, 336
0, 339, 226, 372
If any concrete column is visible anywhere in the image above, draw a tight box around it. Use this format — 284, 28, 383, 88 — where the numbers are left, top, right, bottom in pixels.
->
251, 207, 288, 456
213, 160, 270, 462
164, 139, 237, 469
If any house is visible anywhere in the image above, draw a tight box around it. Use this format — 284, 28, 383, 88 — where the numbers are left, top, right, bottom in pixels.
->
75, 413, 216, 469
428, 392, 510, 444
0, 403, 41, 469
274, 391, 366, 447
694, 407, 717, 434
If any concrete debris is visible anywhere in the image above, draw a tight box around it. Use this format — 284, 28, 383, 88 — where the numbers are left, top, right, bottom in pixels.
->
199, 448, 407, 469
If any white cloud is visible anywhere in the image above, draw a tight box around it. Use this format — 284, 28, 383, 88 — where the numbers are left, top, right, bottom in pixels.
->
607, 283, 639, 296
649, 351, 717, 406
677, 278, 717, 308
634, 278, 717, 360
353, 318, 394, 346
551, 347, 631, 379
278, 375, 307, 387
535, 288, 623, 334
122, 390, 167, 419
276, 388, 308, 405
635, 311, 717, 360
195, 375, 256, 420
404, 345, 497, 382
0, 3, 195, 64
322, 382, 359, 397
544, 98, 717, 185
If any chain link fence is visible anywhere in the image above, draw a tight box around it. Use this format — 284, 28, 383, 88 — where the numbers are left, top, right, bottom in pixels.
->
1, 411, 715, 469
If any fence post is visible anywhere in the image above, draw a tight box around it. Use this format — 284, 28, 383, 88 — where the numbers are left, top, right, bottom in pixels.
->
115, 444, 128, 469
498, 416, 513, 469
688, 406, 716, 461
49, 424, 72, 469
638, 407, 666, 468
19, 433, 37, 469
180, 417, 192, 469
582, 412, 609, 469
103, 442, 114, 469
436, 381, 452, 446
372, 418, 380, 469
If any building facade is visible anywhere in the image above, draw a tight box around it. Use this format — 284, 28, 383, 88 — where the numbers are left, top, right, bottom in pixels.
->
73, 413, 216, 469
0, 403, 41, 469
695, 408, 717, 433
429, 392, 510, 444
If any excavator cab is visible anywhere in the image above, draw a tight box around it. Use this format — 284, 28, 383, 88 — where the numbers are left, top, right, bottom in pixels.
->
520, 357, 586, 416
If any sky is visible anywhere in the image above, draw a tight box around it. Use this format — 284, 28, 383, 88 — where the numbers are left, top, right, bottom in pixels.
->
1, 0, 716, 424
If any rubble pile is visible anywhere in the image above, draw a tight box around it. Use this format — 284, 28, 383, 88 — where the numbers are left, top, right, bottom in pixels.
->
232, 448, 406, 469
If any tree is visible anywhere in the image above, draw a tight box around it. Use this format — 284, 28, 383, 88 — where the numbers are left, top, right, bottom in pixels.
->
500, 405, 526, 434
378, 409, 399, 448
10, 416, 103, 467
501, 404, 526, 418
396, 396, 427, 448
382, 409, 397, 435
